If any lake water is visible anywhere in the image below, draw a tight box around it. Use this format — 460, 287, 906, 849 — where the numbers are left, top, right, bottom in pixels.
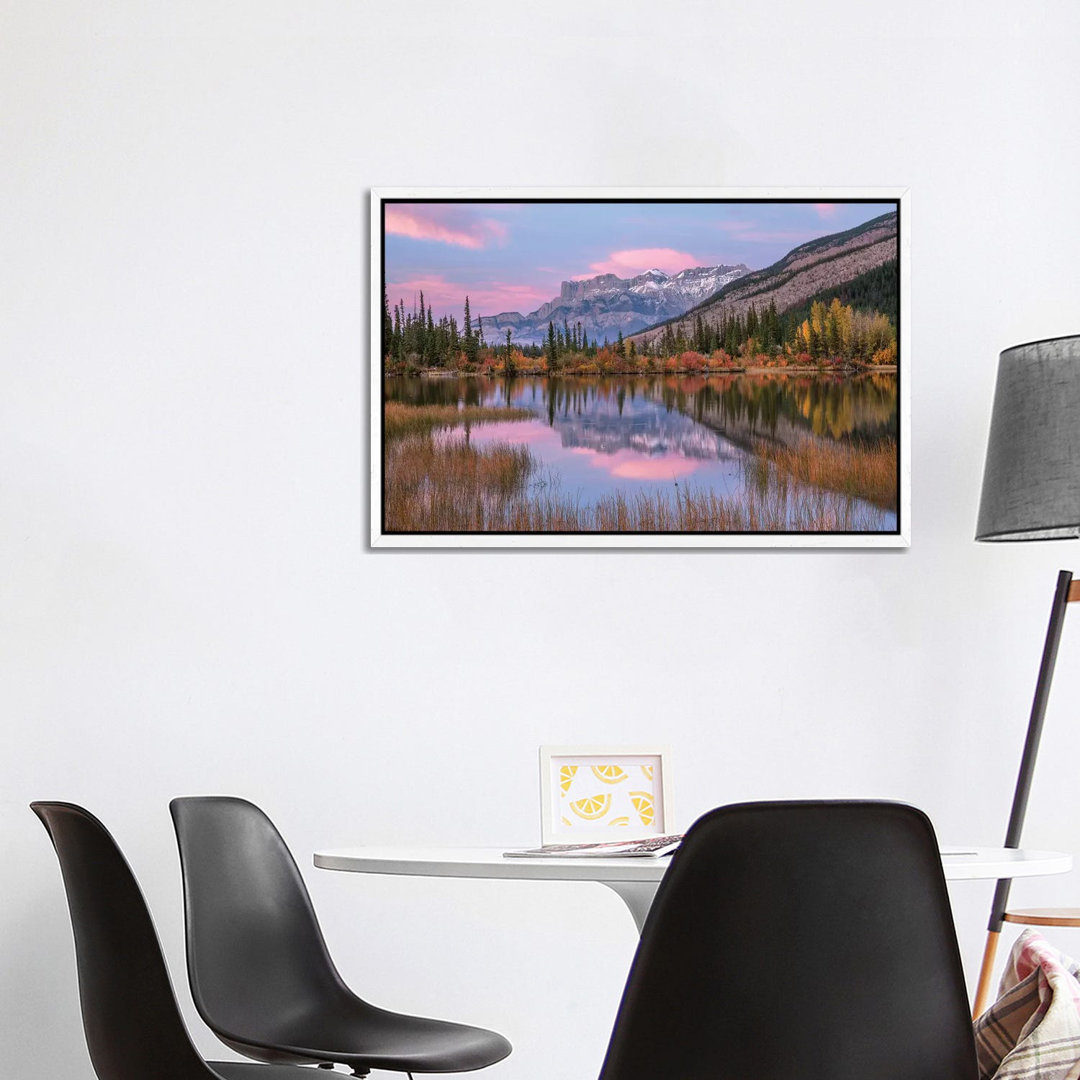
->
385, 373, 898, 532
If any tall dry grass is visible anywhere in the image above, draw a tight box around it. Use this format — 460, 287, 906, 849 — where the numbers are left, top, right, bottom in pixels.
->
498, 480, 870, 532
384, 437, 534, 532
384, 435, 885, 533
754, 437, 897, 511
384, 402, 534, 440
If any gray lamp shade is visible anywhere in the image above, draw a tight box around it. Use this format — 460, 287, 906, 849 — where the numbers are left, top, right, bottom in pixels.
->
976, 335, 1080, 541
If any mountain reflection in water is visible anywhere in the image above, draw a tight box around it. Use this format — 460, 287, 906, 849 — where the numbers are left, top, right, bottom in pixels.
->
386, 373, 898, 530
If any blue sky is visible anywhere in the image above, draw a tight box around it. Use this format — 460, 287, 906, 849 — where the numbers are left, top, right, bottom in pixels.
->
384, 201, 895, 323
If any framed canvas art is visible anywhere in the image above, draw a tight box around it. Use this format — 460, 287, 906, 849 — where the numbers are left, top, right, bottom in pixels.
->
539, 746, 672, 845
372, 187, 909, 548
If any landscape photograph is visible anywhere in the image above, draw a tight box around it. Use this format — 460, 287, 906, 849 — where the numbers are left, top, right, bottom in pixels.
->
374, 192, 906, 546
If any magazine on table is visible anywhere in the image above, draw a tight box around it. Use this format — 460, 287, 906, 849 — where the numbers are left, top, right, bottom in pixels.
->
504, 834, 683, 859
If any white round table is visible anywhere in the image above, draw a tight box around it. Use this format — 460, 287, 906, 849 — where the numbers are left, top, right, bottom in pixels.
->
314, 845, 1073, 934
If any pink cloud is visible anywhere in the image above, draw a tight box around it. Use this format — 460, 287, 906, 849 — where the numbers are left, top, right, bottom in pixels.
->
573, 447, 705, 481
385, 205, 508, 249
578, 247, 703, 278
467, 421, 550, 447
813, 203, 840, 219
385, 275, 550, 318
610, 456, 703, 481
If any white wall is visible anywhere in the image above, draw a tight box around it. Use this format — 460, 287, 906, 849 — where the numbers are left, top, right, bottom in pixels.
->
5, 2, 1080, 1076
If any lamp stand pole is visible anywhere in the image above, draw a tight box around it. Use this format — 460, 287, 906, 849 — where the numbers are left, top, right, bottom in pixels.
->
972, 569, 1076, 1018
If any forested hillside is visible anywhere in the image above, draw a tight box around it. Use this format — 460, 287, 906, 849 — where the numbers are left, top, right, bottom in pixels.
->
629, 211, 898, 349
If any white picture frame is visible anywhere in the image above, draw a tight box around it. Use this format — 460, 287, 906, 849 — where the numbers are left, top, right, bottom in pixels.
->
539, 745, 673, 845
372, 186, 910, 549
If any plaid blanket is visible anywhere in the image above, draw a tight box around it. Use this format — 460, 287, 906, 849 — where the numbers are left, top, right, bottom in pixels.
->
975, 929, 1080, 1079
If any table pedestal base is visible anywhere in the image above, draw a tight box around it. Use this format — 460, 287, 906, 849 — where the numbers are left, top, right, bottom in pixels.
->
601, 881, 659, 935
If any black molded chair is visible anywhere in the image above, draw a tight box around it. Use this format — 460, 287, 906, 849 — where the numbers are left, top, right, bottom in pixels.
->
598, 801, 979, 1080
169, 796, 511, 1077
31, 801, 315, 1080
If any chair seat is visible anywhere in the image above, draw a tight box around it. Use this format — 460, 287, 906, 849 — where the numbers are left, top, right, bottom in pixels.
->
226, 1004, 512, 1073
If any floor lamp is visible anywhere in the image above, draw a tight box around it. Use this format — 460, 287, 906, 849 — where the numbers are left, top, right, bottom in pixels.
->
972, 334, 1080, 1018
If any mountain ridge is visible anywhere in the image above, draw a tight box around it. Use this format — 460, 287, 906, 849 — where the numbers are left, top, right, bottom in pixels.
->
480, 264, 749, 345
628, 211, 898, 345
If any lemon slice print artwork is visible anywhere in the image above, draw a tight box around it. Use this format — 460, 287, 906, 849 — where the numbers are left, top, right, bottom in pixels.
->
630, 791, 654, 827
559, 765, 578, 794
569, 793, 612, 821
591, 764, 628, 784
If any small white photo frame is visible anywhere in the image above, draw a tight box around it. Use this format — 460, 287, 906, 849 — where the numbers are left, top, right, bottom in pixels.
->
539, 745, 672, 845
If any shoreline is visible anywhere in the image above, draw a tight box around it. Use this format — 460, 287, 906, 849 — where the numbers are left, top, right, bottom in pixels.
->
386, 364, 898, 379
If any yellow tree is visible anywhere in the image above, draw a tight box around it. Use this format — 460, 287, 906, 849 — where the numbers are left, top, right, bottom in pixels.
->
795, 320, 810, 354
826, 298, 854, 358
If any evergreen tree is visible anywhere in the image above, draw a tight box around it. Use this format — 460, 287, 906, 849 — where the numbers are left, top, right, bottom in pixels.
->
504, 329, 515, 375
547, 321, 558, 369
663, 324, 676, 357
426, 306, 437, 365
393, 301, 403, 363
414, 292, 425, 360
746, 303, 758, 342
382, 287, 393, 360
463, 296, 478, 366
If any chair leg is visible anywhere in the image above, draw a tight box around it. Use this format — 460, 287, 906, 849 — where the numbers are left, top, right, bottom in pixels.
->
973, 928, 1001, 1019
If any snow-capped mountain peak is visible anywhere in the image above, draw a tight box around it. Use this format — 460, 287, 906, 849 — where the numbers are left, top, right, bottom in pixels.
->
480, 262, 751, 346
